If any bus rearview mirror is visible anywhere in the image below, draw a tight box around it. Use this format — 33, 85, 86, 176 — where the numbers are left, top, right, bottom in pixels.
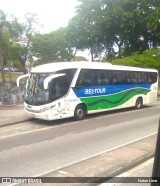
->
17, 74, 30, 87
43, 73, 65, 89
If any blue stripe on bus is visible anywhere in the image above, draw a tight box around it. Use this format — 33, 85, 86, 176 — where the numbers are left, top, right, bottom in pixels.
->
72, 84, 151, 98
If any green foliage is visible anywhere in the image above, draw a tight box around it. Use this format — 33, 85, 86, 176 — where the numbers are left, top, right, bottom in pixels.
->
31, 27, 76, 63
0, 10, 40, 77
67, 0, 104, 61
68, 0, 160, 60
12, 60, 21, 68
0, 72, 23, 83
0, 10, 17, 81
10, 13, 40, 73
72, 56, 88, 61
112, 49, 160, 72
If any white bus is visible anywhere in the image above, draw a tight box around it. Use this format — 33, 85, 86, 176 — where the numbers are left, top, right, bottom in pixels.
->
17, 62, 158, 120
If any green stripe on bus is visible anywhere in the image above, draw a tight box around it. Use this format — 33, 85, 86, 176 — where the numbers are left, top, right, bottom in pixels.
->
80, 88, 150, 111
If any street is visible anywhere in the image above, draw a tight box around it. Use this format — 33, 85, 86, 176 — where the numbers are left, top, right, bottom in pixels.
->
0, 101, 160, 182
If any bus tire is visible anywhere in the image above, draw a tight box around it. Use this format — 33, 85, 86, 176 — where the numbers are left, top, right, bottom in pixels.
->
74, 104, 87, 120
135, 97, 143, 109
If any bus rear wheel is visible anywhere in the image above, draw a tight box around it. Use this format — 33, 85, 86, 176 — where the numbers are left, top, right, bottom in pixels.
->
74, 104, 86, 120
135, 97, 143, 109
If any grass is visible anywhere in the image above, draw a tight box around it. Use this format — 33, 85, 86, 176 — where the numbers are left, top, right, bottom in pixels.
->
0, 72, 23, 83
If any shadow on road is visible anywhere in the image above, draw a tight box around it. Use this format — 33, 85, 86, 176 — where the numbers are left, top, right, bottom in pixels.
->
30, 105, 153, 127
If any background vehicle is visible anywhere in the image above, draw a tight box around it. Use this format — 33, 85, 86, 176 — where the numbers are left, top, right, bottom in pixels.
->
17, 62, 158, 120
4, 67, 9, 71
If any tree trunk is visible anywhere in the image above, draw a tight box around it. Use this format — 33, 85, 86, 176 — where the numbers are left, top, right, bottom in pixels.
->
0, 54, 5, 82
90, 47, 94, 62
117, 41, 123, 59
19, 57, 27, 74
118, 46, 122, 59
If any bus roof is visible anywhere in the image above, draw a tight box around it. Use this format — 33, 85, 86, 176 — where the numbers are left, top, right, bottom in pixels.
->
31, 62, 158, 73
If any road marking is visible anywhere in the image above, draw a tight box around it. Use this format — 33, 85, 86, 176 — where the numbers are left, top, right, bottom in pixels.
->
58, 170, 69, 175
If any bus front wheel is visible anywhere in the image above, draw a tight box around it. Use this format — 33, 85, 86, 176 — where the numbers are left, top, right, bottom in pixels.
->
74, 104, 86, 120
135, 97, 143, 109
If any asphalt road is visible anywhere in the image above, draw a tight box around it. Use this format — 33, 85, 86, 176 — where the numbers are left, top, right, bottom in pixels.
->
0, 102, 160, 177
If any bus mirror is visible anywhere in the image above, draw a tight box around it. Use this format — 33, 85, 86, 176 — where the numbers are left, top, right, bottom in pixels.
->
17, 74, 30, 87
44, 73, 65, 89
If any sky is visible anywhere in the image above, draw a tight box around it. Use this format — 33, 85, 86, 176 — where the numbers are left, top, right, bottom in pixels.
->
0, 0, 79, 33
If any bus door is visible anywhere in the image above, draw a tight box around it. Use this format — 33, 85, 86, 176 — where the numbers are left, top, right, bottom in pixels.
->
44, 74, 70, 116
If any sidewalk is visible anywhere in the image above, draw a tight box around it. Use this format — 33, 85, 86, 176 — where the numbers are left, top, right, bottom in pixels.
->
0, 104, 32, 127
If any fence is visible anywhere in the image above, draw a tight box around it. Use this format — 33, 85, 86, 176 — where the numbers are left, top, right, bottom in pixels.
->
0, 82, 25, 105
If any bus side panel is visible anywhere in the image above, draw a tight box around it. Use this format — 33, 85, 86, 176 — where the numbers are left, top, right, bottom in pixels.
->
65, 88, 83, 117
73, 85, 151, 113
145, 82, 158, 104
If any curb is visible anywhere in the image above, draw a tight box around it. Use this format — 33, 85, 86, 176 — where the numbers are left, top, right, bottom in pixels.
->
0, 118, 34, 128
41, 135, 156, 185
0, 103, 23, 109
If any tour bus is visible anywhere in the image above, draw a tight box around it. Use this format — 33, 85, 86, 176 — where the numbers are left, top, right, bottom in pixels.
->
17, 62, 158, 121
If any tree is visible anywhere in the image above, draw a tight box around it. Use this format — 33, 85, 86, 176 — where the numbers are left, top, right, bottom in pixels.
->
67, 0, 160, 60
31, 27, 76, 63
67, 0, 104, 61
0, 10, 20, 81
9, 13, 40, 73
72, 56, 88, 61
112, 49, 160, 72
100, 0, 160, 57
0, 10, 7, 82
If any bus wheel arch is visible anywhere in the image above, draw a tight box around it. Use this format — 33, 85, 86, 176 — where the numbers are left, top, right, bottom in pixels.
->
74, 103, 87, 120
135, 97, 143, 109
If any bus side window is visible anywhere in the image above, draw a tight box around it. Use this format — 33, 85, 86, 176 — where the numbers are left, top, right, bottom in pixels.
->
95, 70, 110, 86
76, 69, 95, 88
147, 72, 157, 84
58, 69, 77, 85
112, 71, 125, 85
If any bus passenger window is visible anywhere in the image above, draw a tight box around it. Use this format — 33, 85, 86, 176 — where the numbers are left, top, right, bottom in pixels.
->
95, 70, 110, 86
76, 69, 95, 87
148, 72, 157, 84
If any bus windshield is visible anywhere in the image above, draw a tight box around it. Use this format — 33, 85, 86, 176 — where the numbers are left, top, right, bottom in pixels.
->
25, 69, 77, 105
25, 73, 50, 105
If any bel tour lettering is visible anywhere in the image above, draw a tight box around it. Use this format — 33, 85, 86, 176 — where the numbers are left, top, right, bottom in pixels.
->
85, 88, 106, 95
